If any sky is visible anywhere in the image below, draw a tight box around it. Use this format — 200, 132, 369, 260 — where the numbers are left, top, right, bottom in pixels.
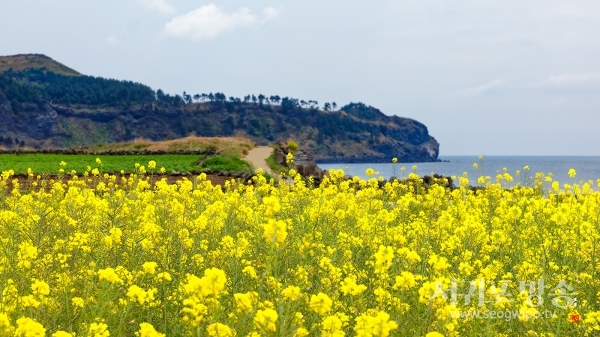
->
1, 0, 600, 155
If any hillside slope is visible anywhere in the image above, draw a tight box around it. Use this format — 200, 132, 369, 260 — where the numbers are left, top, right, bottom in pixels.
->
0, 54, 81, 76
0, 54, 440, 163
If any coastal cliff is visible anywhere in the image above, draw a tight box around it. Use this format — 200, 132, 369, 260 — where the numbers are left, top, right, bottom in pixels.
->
0, 54, 440, 163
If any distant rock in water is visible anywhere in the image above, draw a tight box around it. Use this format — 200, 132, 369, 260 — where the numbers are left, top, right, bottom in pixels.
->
273, 142, 323, 178
0, 54, 440, 163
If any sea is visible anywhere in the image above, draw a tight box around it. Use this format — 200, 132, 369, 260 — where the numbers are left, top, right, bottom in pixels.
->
318, 156, 600, 186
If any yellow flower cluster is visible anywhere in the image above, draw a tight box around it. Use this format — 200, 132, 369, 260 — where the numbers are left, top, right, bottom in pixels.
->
0, 165, 600, 335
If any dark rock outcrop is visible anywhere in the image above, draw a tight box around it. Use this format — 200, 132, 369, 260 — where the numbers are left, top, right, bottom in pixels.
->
273, 142, 323, 178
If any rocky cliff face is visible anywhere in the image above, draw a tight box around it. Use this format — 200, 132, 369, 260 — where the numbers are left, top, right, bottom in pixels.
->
0, 103, 59, 142
0, 102, 440, 163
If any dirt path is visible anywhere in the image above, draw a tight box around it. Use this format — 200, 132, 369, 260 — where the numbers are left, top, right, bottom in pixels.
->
244, 146, 274, 175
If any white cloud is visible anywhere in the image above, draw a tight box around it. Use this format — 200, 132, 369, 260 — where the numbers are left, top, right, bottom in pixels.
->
263, 7, 280, 20
163, 4, 280, 41
543, 72, 600, 87
105, 35, 119, 45
455, 80, 505, 96
138, 0, 176, 15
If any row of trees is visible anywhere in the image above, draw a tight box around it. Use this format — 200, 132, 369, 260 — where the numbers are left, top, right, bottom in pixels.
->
169, 91, 340, 111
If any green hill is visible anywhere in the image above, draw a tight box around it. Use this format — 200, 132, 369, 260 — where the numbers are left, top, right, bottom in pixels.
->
0, 54, 439, 163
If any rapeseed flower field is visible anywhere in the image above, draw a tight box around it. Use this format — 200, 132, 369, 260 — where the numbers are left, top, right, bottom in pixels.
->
0, 161, 599, 336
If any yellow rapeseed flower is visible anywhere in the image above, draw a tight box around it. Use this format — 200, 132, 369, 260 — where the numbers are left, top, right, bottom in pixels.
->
262, 195, 281, 215
52, 331, 74, 337
71, 297, 85, 308
234, 291, 258, 313
322, 315, 344, 337
393, 271, 417, 290
374, 245, 394, 272
98, 268, 123, 284
425, 332, 444, 337
282, 285, 302, 301
354, 311, 398, 337
295, 327, 309, 337
1, 157, 598, 336
142, 261, 158, 274
88, 322, 109, 337
156, 272, 172, 282
0, 313, 10, 330
31, 279, 50, 297
568, 168, 576, 178
127, 285, 156, 305
254, 308, 278, 332
207, 323, 234, 337
262, 219, 288, 244
15, 318, 46, 337
309, 293, 333, 316
340, 277, 367, 296
136, 323, 165, 337
242, 266, 258, 279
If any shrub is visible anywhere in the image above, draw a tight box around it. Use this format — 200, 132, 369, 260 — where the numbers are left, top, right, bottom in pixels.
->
287, 140, 299, 153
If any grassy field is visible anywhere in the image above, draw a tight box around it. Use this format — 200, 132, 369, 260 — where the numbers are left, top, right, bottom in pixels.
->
0, 137, 258, 174
0, 153, 235, 174
196, 152, 254, 173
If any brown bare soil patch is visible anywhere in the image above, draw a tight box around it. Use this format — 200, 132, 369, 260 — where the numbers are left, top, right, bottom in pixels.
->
80, 136, 255, 155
